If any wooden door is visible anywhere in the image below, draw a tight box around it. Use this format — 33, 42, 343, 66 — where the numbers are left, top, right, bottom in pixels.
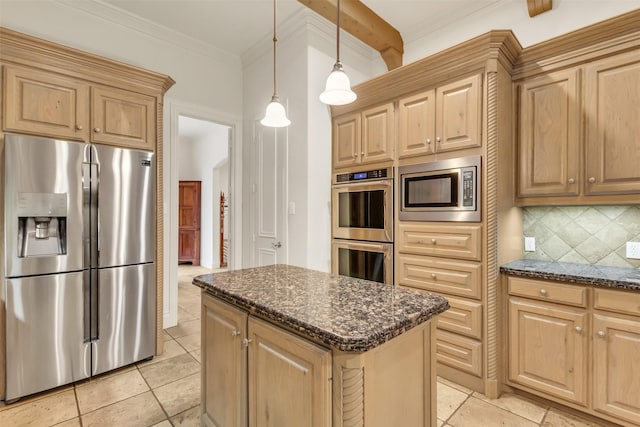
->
3, 66, 89, 140
518, 68, 581, 197
361, 103, 394, 164
333, 112, 361, 168
248, 316, 331, 427
178, 181, 201, 265
584, 51, 640, 195
91, 86, 156, 150
201, 295, 247, 427
398, 90, 436, 158
592, 314, 640, 425
435, 74, 482, 153
508, 298, 588, 405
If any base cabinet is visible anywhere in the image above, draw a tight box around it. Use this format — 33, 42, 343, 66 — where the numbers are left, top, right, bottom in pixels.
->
202, 294, 330, 427
506, 277, 640, 427
202, 292, 437, 427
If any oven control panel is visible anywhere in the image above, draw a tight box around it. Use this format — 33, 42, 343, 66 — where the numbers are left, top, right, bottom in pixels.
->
335, 168, 391, 183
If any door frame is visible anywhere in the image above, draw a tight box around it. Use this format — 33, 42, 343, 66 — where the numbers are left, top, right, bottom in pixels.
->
164, 99, 243, 328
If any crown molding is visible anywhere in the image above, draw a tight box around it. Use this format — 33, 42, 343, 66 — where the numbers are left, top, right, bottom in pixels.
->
241, 8, 377, 69
55, 0, 238, 63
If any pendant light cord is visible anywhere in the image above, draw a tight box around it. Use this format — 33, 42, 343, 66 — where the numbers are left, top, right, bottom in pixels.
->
336, 0, 341, 63
272, 0, 277, 97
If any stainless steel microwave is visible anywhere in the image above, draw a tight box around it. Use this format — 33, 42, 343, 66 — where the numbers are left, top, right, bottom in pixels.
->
398, 155, 481, 222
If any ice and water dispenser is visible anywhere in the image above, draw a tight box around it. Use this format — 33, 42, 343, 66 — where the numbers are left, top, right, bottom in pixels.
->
16, 192, 68, 257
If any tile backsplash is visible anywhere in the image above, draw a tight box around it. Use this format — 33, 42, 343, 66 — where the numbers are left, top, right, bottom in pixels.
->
523, 205, 640, 268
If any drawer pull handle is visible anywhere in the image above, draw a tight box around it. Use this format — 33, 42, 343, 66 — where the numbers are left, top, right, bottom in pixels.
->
231, 330, 241, 337
568, 178, 575, 184
436, 137, 441, 143
575, 326, 582, 333
431, 238, 437, 244
76, 124, 83, 131
588, 177, 596, 184
597, 331, 606, 338
426, 138, 431, 144
242, 338, 253, 347
353, 152, 358, 158
431, 273, 437, 280
539, 289, 548, 296
94, 127, 101, 133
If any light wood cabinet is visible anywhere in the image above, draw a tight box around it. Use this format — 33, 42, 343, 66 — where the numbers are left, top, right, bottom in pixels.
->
201, 294, 331, 427
397, 222, 482, 261
516, 50, 640, 204
333, 103, 394, 168
592, 313, 640, 425
508, 297, 588, 405
202, 295, 247, 427
397, 74, 482, 158
91, 86, 156, 150
517, 68, 580, 197
584, 51, 640, 195
248, 317, 331, 427
3, 66, 89, 140
507, 276, 640, 426
2, 65, 156, 151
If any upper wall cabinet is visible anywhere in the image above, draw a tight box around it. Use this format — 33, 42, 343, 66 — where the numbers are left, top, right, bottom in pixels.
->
518, 68, 581, 197
584, 51, 640, 195
3, 66, 89, 141
398, 74, 482, 159
91, 86, 156, 150
333, 102, 394, 169
3, 66, 156, 151
517, 50, 640, 204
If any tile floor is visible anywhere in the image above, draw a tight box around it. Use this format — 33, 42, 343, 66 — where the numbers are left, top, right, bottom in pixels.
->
0, 265, 611, 427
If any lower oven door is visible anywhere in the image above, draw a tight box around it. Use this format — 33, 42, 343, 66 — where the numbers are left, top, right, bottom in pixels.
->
331, 239, 393, 285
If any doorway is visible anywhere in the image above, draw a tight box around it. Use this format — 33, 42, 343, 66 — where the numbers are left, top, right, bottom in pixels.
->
165, 100, 242, 328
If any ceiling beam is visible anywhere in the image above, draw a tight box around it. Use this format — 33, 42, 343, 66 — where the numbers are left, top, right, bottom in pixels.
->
526, 0, 552, 17
298, 0, 404, 70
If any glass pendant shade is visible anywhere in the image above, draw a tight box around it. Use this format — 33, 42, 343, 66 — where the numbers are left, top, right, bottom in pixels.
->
319, 62, 357, 105
261, 95, 291, 128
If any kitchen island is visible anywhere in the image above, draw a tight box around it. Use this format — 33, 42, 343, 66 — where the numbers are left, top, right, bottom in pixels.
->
193, 264, 449, 427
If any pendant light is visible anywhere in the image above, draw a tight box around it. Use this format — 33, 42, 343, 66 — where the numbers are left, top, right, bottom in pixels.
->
261, 0, 291, 127
319, 0, 357, 106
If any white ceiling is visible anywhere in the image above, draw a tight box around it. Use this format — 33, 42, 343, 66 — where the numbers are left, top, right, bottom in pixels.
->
101, 0, 503, 57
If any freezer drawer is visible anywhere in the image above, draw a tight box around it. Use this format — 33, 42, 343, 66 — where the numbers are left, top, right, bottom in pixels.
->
4, 272, 90, 400
92, 263, 156, 375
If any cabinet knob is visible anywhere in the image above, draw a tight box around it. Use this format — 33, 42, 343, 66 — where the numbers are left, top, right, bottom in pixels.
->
588, 177, 596, 184
575, 326, 582, 333
431, 238, 437, 244
242, 338, 253, 347
93, 127, 101, 133
597, 331, 606, 338
231, 330, 241, 337
361, 151, 364, 156
431, 273, 437, 280
353, 152, 358, 158
76, 124, 83, 131
426, 139, 431, 144
436, 137, 441, 143
539, 289, 548, 296
568, 178, 575, 184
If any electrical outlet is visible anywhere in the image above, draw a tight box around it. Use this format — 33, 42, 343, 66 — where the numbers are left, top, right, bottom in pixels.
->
626, 242, 640, 259
524, 237, 536, 252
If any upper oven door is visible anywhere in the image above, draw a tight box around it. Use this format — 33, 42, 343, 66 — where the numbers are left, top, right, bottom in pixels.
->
331, 179, 393, 242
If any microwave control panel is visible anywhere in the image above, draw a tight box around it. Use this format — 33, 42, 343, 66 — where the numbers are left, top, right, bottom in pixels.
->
335, 168, 390, 183
462, 169, 475, 207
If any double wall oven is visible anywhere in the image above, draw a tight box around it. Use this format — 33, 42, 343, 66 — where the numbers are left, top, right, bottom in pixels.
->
331, 167, 393, 285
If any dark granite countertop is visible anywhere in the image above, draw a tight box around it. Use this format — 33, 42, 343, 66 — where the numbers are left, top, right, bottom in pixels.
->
500, 259, 640, 292
192, 264, 449, 352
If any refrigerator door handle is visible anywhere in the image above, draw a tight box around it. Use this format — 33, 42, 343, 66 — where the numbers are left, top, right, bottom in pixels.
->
82, 163, 92, 269
90, 162, 100, 267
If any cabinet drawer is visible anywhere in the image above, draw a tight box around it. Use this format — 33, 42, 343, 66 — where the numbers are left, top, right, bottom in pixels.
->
436, 296, 482, 340
397, 255, 482, 300
436, 330, 482, 378
508, 277, 587, 307
593, 288, 640, 317
397, 223, 482, 261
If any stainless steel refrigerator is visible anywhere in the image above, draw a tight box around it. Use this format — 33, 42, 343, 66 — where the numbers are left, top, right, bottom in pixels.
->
2, 133, 156, 401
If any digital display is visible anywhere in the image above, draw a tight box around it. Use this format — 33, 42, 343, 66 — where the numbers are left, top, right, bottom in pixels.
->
353, 172, 367, 180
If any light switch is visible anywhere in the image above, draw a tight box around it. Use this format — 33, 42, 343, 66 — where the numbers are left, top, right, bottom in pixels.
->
626, 242, 640, 259
524, 237, 536, 252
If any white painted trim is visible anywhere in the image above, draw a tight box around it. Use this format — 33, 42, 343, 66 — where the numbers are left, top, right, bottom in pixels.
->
163, 98, 243, 328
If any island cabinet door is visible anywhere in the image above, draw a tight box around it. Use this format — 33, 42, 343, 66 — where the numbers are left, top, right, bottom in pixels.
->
201, 294, 247, 427
247, 316, 332, 427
